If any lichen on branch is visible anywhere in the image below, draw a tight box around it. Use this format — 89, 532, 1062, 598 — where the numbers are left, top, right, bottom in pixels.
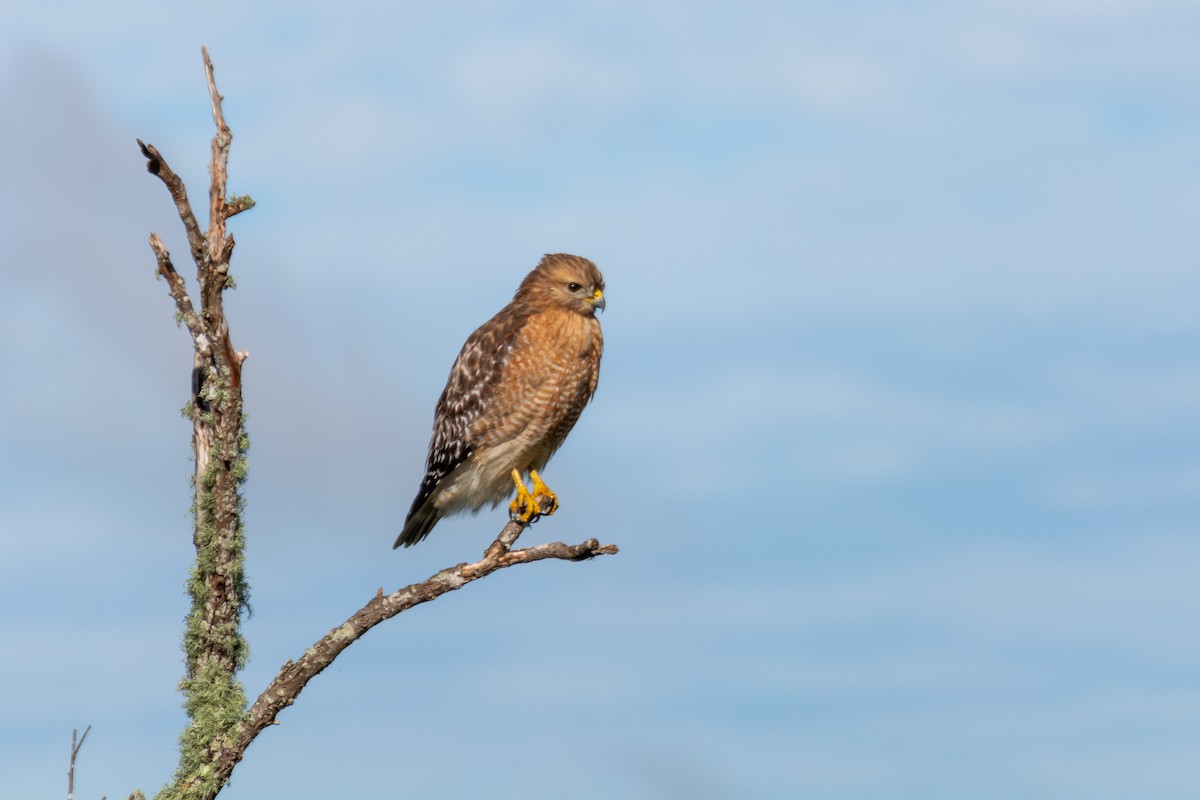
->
140, 47, 253, 800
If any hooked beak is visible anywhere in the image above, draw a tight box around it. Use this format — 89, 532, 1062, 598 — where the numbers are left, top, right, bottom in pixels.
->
592, 288, 606, 312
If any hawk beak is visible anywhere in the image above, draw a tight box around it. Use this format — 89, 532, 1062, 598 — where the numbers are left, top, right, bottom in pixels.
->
592, 289, 605, 312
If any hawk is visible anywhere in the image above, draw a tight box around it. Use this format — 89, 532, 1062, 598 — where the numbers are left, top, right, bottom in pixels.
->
394, 253, 605, 548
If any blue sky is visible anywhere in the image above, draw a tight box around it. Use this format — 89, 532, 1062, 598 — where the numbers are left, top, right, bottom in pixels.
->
2, 1, 1199, 798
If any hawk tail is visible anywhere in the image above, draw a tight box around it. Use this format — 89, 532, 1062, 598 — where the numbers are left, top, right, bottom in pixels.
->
394, 501, 441, 548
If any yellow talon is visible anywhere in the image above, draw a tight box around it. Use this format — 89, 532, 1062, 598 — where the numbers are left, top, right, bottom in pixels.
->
508, 469, 559, 523
509, 469, 539, 523
529, 469, 558, 516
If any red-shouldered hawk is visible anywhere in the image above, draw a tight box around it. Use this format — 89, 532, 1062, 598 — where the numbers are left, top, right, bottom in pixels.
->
393, 253, 605, 548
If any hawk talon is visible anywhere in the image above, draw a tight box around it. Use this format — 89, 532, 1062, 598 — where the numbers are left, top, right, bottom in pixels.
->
508, 468, 560, 525
508, 497, 536, 523
509, 468, 542, 524
529, 469, 559, 516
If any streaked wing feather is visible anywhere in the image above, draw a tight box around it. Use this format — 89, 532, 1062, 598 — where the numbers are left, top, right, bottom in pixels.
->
413, 304, 531, 505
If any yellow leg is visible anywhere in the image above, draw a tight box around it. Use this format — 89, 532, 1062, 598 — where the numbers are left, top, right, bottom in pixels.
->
509, 468, 539, 523
529, 469, 558, 515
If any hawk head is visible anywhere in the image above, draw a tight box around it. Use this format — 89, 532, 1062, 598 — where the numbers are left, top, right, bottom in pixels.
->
516, 253, 606, 317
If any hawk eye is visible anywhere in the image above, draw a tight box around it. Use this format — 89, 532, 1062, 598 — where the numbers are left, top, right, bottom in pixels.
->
567, 282, 583, 292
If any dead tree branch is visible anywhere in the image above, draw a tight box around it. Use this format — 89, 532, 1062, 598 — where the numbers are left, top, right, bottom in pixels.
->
68, 725, 91, 800
209, 520, 616, 787
139, 47, 617, 800
139, 46, 253, 800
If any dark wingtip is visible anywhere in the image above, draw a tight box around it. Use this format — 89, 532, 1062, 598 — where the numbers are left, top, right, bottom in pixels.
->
393, 504, 440, 549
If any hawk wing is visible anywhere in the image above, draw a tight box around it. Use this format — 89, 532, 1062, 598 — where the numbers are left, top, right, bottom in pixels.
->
394, 303, 531, 547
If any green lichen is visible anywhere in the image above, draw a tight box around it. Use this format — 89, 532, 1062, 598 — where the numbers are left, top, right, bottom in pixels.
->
227, 193, 255, 210
159, 368, 252, 800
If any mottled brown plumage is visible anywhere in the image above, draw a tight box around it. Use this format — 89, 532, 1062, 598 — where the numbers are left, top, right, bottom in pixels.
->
394, 254, 605, 548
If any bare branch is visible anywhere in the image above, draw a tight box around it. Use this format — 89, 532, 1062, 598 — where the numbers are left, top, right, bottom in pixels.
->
136, 140, 205, 267
202, 46, 232, 272
208, 520, 617, 787
147, 234, 205, 345
68, 725, 91, 800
